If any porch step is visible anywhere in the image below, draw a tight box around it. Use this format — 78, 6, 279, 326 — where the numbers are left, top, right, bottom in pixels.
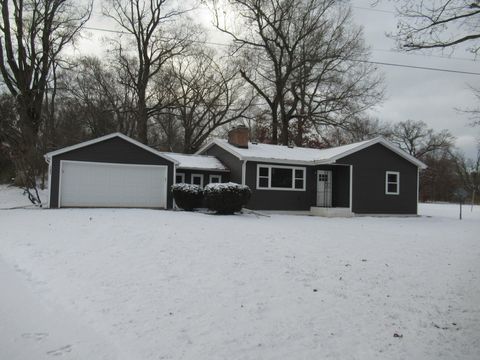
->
310, 207, 354, 218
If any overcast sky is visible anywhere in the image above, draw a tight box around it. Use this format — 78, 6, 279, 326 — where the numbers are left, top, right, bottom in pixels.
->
350, 0, 479, 160
76, 0, 480, 159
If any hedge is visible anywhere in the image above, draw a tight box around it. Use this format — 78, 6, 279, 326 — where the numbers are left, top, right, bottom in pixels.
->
171, 183, 203, 211
203, 182, 251, 214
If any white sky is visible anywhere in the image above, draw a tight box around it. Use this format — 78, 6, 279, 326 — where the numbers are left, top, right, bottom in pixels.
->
350, 0, 479, 160
72, 0, 480, 159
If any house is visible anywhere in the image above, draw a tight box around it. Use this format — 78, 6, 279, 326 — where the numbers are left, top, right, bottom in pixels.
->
45, 128, 427, 215
198, 127, 427, 215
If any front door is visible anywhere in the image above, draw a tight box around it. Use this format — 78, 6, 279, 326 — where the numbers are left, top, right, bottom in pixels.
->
317, 170, 332, 207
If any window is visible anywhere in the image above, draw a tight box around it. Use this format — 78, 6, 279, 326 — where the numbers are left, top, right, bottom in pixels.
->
258, 167, 269, 188
295, 169, 305, 189
209, 174, 222, 184
175, 173, 185, 183
271, 167, 293, 188
385, 171, 400, 195
257, 164, 306, 191
191, 174, 203, 188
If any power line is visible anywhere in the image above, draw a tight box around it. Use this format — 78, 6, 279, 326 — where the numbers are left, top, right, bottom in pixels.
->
352, 5, 395, 14
370, 48, 477, 62
84, 25, 476, 61
354, 59, 480, 76
82, 26, 480, 76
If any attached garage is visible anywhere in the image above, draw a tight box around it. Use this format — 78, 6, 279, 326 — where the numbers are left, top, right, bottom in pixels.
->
46, 133, 177, 209
59, 161, 168, 208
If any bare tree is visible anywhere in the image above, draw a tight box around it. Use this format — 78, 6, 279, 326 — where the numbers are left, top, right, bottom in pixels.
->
290, 9, 384, 146
388, 0, 480, 56
0, 94, 19, 182
455, 145, 480, 201
0, 0, 91, 202
59, 56, 139, 138
158, 48, 254, 153
210, 0, 383, 145
462, 85, 480, 126
389, 119, 454, 158
420, 149, 459, 202
103, 0, 195, 144
307, 117, 388, 148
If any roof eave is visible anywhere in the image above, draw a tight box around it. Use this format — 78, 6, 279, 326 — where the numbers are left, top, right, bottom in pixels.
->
326, 137, 428, 169
196, 139, 245, 160
176, 166, 230, 172
45, 132, 180, 165
243, 156, 316, 165
198, 136, 427, 169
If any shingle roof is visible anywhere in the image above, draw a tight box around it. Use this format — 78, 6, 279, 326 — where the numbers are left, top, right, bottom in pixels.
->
198, 137, 427, 169
161, 152, 229, 171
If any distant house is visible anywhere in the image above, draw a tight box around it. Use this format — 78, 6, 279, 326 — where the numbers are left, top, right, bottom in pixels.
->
45, 128, 426, 215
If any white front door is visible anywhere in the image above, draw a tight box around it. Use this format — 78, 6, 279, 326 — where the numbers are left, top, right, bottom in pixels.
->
317, 170, 332, 207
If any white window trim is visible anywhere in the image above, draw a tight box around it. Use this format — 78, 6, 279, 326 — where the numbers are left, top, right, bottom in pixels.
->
256, 164, 306, 191
209, 174, 222, 184
176, 172, 185, 183
385, 171, 400, 195
191, 173, 204, 188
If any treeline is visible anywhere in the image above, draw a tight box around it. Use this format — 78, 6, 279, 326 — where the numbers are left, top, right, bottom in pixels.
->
0, 0, 478, 204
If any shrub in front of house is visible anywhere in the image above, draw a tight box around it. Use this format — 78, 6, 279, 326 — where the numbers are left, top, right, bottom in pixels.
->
203, 182, 251, 214
171, 183, 203, 211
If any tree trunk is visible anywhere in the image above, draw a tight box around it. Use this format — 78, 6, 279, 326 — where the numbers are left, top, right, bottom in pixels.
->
271, 110, 278, 144
137, 91, 148, 144
280, 118, 289, 145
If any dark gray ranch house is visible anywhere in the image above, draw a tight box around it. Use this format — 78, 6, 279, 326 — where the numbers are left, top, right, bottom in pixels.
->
45, 127, 426, 215
197, 127, 427, 215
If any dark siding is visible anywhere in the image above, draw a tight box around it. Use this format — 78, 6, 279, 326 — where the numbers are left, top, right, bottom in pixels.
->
175, 169, 229, 185
50, 137, 175, 208
244, 162, 314, 210
336, 143, 418, 214
244, 162, 350, 210
202, 144, 243, 183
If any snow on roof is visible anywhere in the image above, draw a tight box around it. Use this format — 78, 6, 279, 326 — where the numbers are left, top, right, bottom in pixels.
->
162, 152, 229, 171
202, 137, 427, 169
211, 138, 371, 163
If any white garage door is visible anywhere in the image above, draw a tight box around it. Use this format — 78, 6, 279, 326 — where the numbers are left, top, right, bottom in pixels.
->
59, 161, 168, 208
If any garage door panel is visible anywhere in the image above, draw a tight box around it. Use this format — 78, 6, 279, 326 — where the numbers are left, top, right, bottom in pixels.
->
60, 161, 167, 208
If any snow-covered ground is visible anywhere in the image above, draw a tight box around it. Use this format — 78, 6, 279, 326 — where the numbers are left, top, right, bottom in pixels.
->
0, 186, 479, 359
0, 184, 48, 209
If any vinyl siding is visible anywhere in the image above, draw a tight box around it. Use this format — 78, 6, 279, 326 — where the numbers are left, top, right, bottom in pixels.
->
244, 162, 351, 210
201, 144, 243, 184
336, 143, 418, 214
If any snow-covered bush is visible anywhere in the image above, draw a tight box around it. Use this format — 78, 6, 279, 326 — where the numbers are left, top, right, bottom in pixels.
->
203, 182, 251, 214
171, 183, 203, 211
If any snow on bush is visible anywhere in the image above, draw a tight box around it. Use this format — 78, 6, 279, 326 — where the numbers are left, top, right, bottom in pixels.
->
171, 183, 203, 211
203, 182, 251, 214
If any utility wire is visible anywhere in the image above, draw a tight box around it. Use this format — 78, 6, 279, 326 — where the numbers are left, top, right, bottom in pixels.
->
351, 5, 395, 14
82, 26, 480, 76
350, 59, 480, 76
371, 48, 477, 62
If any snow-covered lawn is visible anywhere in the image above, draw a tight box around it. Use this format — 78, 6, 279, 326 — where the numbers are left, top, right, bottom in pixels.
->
0, 184, 48, 209
0, 186, 479, 360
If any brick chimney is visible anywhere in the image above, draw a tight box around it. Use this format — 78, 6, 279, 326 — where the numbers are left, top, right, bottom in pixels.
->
228, 126, 250, 148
